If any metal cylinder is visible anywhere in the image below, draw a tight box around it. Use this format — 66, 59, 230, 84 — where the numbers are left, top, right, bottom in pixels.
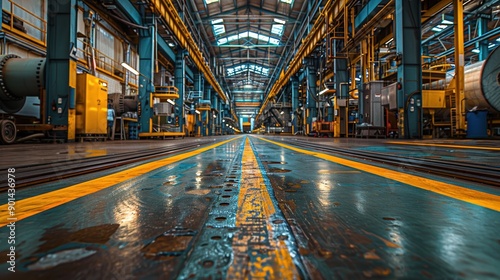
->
0, 54, 45, 113
423, 46, 500, 113
464, 45, 500, 112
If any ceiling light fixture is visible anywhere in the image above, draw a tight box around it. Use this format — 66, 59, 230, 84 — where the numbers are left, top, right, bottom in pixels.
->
121, 62, 139, 75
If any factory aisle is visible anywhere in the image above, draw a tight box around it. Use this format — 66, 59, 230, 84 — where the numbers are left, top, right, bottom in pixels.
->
1, 135, 499, 279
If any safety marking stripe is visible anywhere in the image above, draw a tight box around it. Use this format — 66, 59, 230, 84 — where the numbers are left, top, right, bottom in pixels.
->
387, 141, 500, 151
227, 138, 299, 278
0, 137, 240, 228
258, 137, 500, 212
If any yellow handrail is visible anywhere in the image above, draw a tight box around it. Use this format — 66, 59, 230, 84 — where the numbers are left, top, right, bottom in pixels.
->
2, 0, 47, 46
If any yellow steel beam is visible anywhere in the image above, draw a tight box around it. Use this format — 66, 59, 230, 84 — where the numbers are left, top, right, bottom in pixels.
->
257, 0, 347, 119
421, 0, 452, 23
454, 0, 465, 132
235, 102, 262, 107
149, 0, 227, 104
232, 110, 239, 123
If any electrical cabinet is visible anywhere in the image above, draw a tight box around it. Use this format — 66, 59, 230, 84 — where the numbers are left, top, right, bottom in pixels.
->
76, 73, 108, 135
362, 81, 384, 127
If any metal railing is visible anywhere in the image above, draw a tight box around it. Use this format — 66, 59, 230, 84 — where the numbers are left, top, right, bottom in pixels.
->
76, 37, 138, 86
2, 0, 47, 45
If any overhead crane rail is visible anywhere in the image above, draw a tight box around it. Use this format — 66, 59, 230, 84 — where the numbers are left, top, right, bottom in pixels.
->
257, 0, 347, 119
148, 0, 227, 104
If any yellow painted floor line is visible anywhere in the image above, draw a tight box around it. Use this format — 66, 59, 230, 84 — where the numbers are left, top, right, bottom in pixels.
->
227, 138, 298, 279
0, 137, 240, 228
257, 137, 500, 212
387, 141, 500, 151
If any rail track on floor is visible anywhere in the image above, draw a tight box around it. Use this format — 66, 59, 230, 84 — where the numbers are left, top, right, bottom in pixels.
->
0, 139, 221, 191
278, 138, 500, 188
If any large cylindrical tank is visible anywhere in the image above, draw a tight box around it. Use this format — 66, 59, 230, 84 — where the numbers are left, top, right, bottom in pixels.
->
423, 46, 500, 113
464, 45, 500, 112
0, 54, 45, 113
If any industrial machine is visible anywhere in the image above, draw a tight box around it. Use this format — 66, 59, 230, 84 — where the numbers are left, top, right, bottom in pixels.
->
0, 54, 114, 144
0, 54, 45, 144
377, 46, 500, 138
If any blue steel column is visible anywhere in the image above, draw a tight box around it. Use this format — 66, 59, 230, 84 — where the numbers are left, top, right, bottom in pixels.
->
205, 84, 212, 136
211, 88, 217, 135
395, 0, 422, 139
194, 70, 204, 136
306, 61, 317, 135
138, 25, 155, 133
175, 50, 186, 134
477, 16, 489, 61
291, 76, 299, 134
46, 0, 77, 141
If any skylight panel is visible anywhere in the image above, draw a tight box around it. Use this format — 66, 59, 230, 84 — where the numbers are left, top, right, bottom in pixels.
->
274, 18, 286, 24
248, 32, 259, 39
239, 32, 249, 39
227, 34, 239, 42
213, 25, 225, 36
217, 38, 228, 45
271, 25, 284, 36
280, 0, 293, 4
271, 18, 285, 36
205, 0, 219, 4
211, 19, 225, 36
269, 37, 280, 45
258, 34, 269, 42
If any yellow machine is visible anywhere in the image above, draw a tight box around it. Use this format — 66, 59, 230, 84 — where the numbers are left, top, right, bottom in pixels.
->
75, 73, 108, 139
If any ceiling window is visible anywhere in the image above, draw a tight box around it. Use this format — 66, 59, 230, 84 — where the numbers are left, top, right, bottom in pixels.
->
227, 63, 269, 77
212, 19, 225, 36
205, 0, 219, 4
280, 0, 293, 4
217, 31, 280, 46
217, 38, 228, 45
271, 18, 285, 36
269, 38, 280, 45
248, 31, 259, 39
227, 34, 239, 42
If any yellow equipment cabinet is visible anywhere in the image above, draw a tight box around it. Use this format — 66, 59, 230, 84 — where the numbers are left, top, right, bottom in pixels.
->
76, 73, 108, 138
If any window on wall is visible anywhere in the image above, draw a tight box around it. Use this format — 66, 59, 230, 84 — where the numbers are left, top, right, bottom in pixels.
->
94, 24, 124, 77
95, 25, 115, 72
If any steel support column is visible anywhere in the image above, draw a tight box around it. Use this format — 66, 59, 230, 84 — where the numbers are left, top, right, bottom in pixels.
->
175, 50, 186, 134
334, 40, 349, 135
194, 70, 205, 136
46, 0, 77, 141
395, 0, 422, 139
454, 0, 465, 134
291, 76, 299, 134
477, 16, 489, 62
306, 63, 318, 135
138, 25, 155, 133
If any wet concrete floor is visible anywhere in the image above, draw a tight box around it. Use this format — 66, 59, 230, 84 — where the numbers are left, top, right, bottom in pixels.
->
1, 135, 499, 279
